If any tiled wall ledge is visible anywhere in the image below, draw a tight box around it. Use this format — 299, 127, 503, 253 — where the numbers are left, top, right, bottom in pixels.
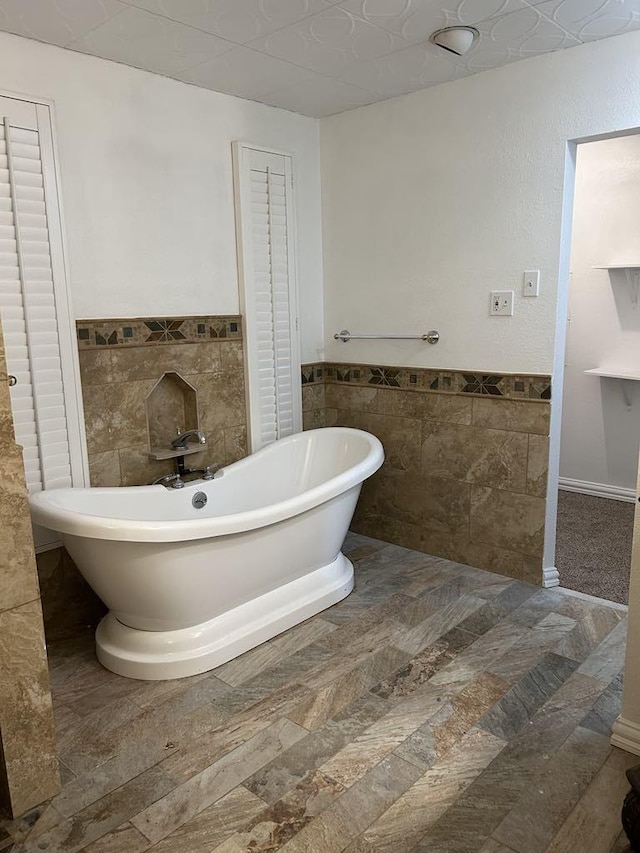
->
76, 315, 242, 349
302, 362, 551, 586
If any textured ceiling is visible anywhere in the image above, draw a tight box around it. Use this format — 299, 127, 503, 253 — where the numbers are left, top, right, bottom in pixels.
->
1, 0, 639, 117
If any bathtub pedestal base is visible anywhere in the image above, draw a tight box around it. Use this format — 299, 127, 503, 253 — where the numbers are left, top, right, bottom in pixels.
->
95, 553, 354, 680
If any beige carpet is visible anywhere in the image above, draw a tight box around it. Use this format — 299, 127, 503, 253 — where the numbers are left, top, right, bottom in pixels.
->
556, 490, 635, 605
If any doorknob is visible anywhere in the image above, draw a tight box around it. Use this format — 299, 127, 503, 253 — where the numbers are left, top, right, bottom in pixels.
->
8, 375, 16, 386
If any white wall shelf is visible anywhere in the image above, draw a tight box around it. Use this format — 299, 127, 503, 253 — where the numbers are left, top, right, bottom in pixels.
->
592, 265, 640, 307
584, 366, 640, 380
584, 366, 640, 408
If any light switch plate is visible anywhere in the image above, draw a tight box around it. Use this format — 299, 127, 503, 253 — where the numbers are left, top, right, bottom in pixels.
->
523, 270, 540, 296
490, 291, 514, 316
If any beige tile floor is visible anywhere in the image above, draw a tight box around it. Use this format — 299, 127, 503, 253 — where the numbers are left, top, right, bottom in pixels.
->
0, 534, 634, 852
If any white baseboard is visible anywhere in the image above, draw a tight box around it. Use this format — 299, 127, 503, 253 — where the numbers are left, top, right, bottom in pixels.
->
611, 716, 640, 756
559, 477, 636, 503
543, 565, 560, 588
557, 586, 628, 610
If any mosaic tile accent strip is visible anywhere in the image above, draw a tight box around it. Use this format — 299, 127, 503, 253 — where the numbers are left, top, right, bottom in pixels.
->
302, 362, 551, 401
301, 364, 324, 385
76, 316, 242, 348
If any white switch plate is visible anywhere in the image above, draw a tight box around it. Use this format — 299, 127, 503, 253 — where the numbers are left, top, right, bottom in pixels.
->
523, 270, 540, 297
490, 291, 514, 316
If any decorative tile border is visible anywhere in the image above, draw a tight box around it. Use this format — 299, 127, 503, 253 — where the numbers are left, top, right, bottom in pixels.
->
302, 362, 551, 401
76, 316, 242, 348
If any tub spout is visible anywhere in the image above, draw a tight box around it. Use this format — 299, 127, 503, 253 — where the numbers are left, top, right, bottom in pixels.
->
171, 429, 207, 450
151, 472, 185, 489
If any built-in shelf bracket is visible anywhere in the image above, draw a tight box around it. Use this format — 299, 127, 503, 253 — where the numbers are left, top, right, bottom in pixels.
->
593, 265, 640, 308
584, 366, 640, 410
624, 268, 640, 308
620, 378, 634, 410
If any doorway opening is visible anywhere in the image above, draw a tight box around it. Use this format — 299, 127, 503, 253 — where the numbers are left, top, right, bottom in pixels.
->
551, 133, 640, 605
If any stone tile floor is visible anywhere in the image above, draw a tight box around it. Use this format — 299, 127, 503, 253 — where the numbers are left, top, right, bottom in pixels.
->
1, 534, 634, 852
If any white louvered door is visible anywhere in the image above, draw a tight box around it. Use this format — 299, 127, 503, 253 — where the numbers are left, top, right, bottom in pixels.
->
0, 95, 86, 548
233, 143, 302, 451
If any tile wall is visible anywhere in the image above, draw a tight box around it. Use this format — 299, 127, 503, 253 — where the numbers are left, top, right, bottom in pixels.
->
0, 322, 59, 817
36, 547, 106, 642
302, 362, 551, 584
76, 315, 247, 487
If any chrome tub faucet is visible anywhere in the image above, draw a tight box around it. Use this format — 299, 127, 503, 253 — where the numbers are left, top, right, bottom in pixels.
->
152, 472, 185, 489
149, 431, 218, 487
171, 429, 207, 450
151, 463, 220, 488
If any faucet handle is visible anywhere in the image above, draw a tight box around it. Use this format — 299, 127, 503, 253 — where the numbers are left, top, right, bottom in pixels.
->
202, 463, 221, 480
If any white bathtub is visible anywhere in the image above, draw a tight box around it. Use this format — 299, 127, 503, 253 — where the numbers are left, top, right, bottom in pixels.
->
30, 427, 384, 680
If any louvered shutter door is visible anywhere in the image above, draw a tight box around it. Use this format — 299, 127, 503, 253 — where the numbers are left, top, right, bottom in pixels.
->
234, 144, 301, 451
0, 94, 85, 554
0, 111, 72, 494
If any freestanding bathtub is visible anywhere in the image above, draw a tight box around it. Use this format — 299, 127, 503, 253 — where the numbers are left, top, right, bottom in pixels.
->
30, 427, 384, 680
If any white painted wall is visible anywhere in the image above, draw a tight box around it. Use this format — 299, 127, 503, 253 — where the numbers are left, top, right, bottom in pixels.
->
0, 31, 324, 361
320, 31, 640, 373
560, 136, 640, 494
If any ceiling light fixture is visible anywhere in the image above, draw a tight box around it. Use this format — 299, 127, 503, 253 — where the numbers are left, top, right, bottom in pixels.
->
429, 26, 479, 56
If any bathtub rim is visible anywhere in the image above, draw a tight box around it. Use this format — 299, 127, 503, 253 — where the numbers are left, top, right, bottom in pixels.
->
29, 427, 383, 543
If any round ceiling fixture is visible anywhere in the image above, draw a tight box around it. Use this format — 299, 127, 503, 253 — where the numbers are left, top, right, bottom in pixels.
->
429, 26, 479, 56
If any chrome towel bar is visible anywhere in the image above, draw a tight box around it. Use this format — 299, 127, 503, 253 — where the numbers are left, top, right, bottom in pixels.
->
334, 329, 440, 344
